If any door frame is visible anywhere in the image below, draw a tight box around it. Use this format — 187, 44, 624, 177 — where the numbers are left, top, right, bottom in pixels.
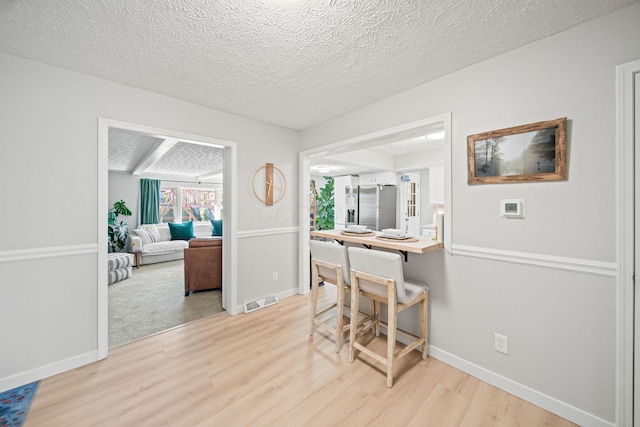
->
298, 112, 452, 296
615, 59, 640, 427
97, 118, 239, 359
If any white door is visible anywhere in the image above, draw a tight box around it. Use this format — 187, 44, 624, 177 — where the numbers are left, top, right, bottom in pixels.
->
402, 173, 420, 236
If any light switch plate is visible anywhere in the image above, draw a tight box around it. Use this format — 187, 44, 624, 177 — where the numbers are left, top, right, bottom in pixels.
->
500, 199, 525, 218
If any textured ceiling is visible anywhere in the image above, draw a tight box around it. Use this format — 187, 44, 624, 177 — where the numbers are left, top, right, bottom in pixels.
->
0, 0, 635, 130
109, 124, 442, 179
109, 128, 224, 181
108, 129, 163, 172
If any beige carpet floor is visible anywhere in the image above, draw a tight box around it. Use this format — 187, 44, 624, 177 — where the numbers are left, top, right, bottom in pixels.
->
108, 259, 223, 348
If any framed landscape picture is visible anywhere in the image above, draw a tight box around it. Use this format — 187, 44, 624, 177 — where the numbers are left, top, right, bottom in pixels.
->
467, 117, 567, 184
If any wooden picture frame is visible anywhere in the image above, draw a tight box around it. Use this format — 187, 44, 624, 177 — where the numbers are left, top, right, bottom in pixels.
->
467, 117, 567, 184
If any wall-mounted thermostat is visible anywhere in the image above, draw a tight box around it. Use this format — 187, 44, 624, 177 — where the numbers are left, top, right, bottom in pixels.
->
500, 199, 525, 218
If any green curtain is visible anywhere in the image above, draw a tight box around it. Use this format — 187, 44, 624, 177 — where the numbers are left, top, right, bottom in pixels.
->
140, 179, 160, 224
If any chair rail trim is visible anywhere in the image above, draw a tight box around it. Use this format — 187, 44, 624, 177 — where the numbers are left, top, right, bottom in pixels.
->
0, 244, 98, 263
451, 244, 616, 278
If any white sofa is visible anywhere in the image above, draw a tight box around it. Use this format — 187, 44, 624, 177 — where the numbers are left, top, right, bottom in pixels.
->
126, 222, 214, 265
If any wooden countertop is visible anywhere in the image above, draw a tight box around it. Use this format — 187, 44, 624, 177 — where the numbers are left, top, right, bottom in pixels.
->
310, 229, 443, 256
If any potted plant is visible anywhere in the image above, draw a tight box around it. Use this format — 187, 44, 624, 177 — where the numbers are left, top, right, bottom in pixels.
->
314, 177, 334, 230
108, 200, 132, 253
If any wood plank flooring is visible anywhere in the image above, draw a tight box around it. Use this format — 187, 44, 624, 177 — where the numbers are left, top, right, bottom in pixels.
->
26, 286, 577, 426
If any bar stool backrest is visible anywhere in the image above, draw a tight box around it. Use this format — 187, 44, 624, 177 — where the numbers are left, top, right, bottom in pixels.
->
348, 247, 410, 304
310, 240, 351, 286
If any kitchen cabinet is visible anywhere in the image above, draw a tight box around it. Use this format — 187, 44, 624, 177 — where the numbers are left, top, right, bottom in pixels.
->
359, 171, 398, 185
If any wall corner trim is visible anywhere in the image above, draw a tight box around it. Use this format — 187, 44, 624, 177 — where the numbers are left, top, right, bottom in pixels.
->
614, 58, 639, 427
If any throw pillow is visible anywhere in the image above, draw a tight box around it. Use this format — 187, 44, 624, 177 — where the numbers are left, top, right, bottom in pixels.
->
210, 219, 223, 236
130, 228, 152, 245
141, 224, 161, 242
168, 221, 196, 241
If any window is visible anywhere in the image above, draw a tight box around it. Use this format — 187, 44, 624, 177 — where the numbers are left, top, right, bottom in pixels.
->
160, 188, 176, 223
159, 186, 222, 223
182, 189, 217, 221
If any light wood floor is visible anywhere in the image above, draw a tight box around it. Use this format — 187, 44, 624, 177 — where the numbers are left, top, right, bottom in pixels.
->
26, 286, 577, 426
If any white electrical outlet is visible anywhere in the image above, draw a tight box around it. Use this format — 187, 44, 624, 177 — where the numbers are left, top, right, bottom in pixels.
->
272, 271, 278, 282
494, 333, 509, 355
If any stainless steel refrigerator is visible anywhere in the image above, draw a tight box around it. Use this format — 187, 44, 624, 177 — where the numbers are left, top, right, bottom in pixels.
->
358, 185, 398, 231
344, 184, 359, 227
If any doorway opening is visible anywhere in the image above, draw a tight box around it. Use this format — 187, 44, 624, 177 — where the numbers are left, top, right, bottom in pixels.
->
97, 119, 239, 359
298, 113, 452, 295
108, 128, 224, 347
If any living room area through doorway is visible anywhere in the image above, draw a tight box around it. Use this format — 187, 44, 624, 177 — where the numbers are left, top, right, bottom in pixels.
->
107, 125, 226, 348
108, 259, 222, 347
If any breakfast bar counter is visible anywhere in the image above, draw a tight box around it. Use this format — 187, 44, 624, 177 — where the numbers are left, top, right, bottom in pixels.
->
310, 229, 443, 261
310, 228, 444, 338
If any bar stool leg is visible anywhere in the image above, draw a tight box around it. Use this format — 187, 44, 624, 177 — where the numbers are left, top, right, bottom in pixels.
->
421, 291, 429, 360
386, 299, 397, 388
373, 300, 380, 336
349, 277, 360, 363
310, 268, 320, 336
335, 278, 345, 353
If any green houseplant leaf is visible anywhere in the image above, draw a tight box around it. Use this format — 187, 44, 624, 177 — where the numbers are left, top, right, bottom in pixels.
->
314, 177, 334, 230
108, 200, 132, 253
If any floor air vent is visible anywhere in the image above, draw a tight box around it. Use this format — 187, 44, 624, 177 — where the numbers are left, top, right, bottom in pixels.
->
243, 294, 278, 314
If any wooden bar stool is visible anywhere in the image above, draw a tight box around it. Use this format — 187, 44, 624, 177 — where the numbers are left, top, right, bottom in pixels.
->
309, 240, 353, 352
348, 247, 429, 387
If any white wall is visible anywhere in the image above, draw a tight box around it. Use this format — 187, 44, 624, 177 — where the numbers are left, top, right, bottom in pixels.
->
0, 52, 299, 391
419, 169, 432, 228
108, 172, 140, 229
310, 175, 329, 191
300, 4, 640, 424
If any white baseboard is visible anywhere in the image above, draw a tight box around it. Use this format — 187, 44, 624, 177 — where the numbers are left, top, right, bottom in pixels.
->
428, 346, 614, 427
367, 322, 614, 427
0, 351, 97, 393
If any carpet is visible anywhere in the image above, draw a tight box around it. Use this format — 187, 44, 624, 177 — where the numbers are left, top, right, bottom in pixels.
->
0, 382, 38, 427
109, 259, 223, 348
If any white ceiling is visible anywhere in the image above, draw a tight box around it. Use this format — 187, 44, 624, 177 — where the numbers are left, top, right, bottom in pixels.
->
310, 127, 446, 177
4, 0, 635, 178
107, 124, 442, 179
0, 0, 635, 131
108, 128, 224, 182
